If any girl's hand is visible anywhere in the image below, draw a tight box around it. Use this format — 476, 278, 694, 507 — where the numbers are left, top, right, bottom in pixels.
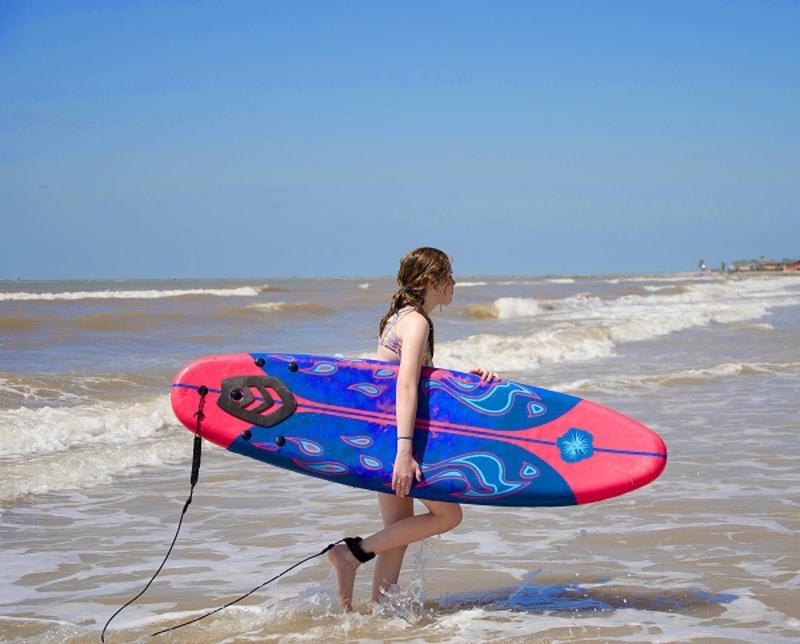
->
392, 452, 423, 498
470, 367, 500, 382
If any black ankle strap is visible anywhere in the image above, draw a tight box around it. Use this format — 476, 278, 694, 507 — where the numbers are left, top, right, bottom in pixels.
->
344, 536, 375, 563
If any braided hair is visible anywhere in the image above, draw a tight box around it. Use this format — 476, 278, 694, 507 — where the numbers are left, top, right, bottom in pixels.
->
379, 247, 452, 360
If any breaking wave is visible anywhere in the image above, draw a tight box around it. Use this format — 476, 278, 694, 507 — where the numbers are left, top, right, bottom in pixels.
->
0, 286, 260, 302
468, 293, 598, 320
0, 395, 186, 506
0, 371, 161, 409
246, 302, 331, 315
605, 273, 710, 284
440, 277, 800, 371
555, 361, 800, 394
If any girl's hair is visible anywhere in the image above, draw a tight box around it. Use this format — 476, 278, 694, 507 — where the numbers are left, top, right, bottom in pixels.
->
379, 246, 452, 359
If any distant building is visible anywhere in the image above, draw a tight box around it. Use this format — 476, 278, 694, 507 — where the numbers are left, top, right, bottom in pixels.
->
731, 260, 757, 272
729, 257, 800, 272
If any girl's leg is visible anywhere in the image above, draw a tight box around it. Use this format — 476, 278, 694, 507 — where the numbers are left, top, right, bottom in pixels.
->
361, 499, 462, 554
372, 492, 414, 602
329, 498, 462, 610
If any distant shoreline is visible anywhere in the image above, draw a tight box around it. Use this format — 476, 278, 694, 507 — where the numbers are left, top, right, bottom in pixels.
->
3, 270, 800, 284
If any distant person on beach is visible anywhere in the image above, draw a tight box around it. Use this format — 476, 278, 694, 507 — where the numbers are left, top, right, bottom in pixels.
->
327, 246, 499, 610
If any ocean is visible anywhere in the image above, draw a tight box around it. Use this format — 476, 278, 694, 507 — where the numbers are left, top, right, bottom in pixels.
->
1, 273, 798, 642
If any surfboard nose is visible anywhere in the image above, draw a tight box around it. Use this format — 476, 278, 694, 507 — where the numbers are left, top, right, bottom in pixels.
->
170, 353, 270, 449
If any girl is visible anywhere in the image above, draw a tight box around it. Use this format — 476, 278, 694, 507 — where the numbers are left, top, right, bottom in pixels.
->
328, 247, 499, 611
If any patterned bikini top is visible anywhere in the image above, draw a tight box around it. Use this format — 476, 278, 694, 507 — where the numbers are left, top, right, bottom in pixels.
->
379, 306, 433, 367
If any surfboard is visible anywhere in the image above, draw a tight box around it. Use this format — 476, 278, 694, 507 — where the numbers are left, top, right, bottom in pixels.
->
171, 353, 667, 507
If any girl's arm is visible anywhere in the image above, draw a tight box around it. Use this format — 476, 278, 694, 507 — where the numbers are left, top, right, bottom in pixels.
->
391, 313, 428, 497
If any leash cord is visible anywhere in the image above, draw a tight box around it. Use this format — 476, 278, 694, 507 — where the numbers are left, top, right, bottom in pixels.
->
150, 539, 344, 637
100, 387, 207, 643
100, 386, 343, 640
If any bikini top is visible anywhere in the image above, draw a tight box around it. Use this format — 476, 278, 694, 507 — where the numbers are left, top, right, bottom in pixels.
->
379, 306, 433, 367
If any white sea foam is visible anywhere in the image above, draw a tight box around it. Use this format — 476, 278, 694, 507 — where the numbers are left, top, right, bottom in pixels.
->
469, 297, 542, 320
0, 396, 187, 505
497, 280, 541, 286
455, 281, 488, 288
441, 277, 800, 371
0, 286, 260, 301
0, 396, 174, 459
357, 283, 370, 289
0, 372, 155, 408
246, 301, 330, 315
605, 273, 709, 284
496, 297, 543, 318
437, 325, 616, 372
546, 277, 576, 284
553, 360, 800, 394
248, 301, 294, 312
0, 375, 85, 406
470, 293, 599, 320
1, 437, 187, 507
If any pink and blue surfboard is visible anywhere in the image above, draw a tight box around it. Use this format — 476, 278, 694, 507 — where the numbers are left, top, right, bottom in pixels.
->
171, 353, 667, 507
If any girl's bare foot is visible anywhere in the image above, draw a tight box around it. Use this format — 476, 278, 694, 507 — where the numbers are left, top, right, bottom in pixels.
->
328, 544, 359, 611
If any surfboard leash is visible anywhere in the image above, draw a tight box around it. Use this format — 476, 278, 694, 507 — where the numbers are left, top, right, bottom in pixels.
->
149, 538, 345, 637
100, 386, 346, 641
101, 385, 208, 643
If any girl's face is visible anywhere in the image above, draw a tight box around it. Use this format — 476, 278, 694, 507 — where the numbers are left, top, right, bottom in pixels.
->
431, 267, 455, 306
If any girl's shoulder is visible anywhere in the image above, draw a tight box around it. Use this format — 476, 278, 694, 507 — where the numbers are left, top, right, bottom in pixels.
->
396, 308, 428, 328
395, 309, 430, 344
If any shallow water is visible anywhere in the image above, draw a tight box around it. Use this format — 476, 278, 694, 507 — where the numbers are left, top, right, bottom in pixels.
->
1, 273, 799, 642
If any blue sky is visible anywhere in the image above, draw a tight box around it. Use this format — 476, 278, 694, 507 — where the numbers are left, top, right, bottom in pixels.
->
1, 1, 798, 279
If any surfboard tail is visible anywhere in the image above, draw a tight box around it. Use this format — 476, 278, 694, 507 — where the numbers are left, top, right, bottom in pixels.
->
540, 399, 668, 504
